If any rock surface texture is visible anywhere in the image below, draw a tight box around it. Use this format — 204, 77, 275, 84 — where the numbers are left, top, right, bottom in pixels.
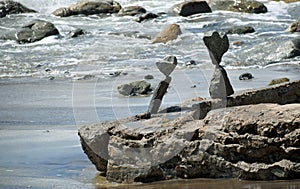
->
79, 103, 300, 183
79, 80, 300, 183
52, 0, 121, 17
117, 80, 152, 96
15, 20, 60, 43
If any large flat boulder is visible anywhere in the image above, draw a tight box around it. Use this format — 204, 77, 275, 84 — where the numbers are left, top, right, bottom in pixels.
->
79, 102, 300, 183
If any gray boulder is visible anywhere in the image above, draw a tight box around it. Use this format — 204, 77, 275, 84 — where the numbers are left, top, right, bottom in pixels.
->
270, 38, 300, 60
209, 65, 234, 99
15, 20, 60, 43
210, 0, 267, 14
52, 0, 121, 17
118, 5, 146, 16
0, 0, 36, 18
117, 80, 152, 96
172, 1, 212, 17
155, 56, 177, 77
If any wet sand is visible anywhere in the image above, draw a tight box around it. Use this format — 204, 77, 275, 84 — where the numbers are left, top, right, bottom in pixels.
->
0, 67, 299, 188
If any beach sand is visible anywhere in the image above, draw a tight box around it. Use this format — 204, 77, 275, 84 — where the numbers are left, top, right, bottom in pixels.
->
0, 67, 299, 188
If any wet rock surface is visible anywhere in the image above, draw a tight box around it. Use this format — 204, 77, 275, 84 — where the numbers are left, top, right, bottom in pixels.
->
15, 20, 60, 43
210, 0, 267, 14
171, 1, 212, 17
0, 0, 36, 18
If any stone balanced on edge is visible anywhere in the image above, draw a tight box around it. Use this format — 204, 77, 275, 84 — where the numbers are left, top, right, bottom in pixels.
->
147, 56, 177, 115
203, 31, 234, 99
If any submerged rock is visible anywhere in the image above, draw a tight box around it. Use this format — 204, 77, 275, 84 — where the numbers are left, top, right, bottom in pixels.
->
135, 12, 159, 23
68, 28, 85, 38
171, 1, 212, 17
270, 38, 300, 60
0, 0, 36, 18
117, 80, 152, 96
226, 26, 255, 34
152, 24, 182, 44
79, 102, 300, 183
210, 0, 267, 14
15, 20, 60, 43
52, 0, 121, 17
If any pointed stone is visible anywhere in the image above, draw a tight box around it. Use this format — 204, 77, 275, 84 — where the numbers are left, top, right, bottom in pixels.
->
156, 56, 177, 77
203, 31, 229, 65
209, 65, 234, 99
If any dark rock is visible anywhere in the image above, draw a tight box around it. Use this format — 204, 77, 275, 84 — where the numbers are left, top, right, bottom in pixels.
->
69, 28, 85, 38
147, 76, 171, 114
287, 21, 300, 32
135, 12, 159, 23
185, 60, 197, 66
226, 26, 255, 34
172, 1, 212, 17
203, 31, 229, 65
117, 80, 152, 96
209, 65, 234, 99
239, 73, 254, 80
15, 20, 59, 43
210, 0, 267, 14
0, 0, 36, 18
118, 5, 146, 16
144, 75, 154, 80
52, 0, 121, 17
79, 102, 300, 183
268, 78, 290, 86
155, 56, 177, 77
152, 24, 182, 44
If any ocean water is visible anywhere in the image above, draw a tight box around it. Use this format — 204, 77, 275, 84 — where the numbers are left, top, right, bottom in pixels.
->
1, 1, 300, 188
0, 0, 300, 78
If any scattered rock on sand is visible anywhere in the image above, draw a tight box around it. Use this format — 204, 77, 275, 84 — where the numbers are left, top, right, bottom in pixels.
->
239, 73, 254, 80
117, 80, 152, 96
152, 24, 182, 44
268, 77, 290, 86
210, 0, 267, 13
287, 21, 300, 32
118, 5, 146, 16
0, 0, 36, 18
171, 1, 212, 17
52, 0, 121, 17
15, 20, 60, 43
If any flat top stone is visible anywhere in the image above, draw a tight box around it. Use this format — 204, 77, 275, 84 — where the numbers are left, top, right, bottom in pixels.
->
203, 31, 229, 65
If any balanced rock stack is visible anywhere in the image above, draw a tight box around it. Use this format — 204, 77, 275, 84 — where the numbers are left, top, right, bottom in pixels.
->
147, 56, 177, 115
203, 31, 234, 99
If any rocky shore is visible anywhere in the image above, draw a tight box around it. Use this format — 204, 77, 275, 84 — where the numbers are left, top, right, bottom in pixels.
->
79, 80, 300, 183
